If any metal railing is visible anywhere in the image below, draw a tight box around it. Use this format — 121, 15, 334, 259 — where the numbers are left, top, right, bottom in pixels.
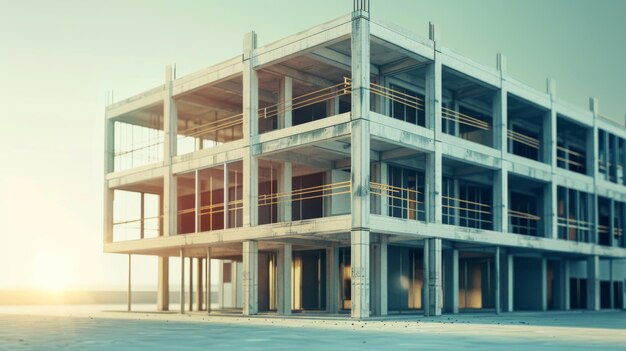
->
557, 146, 586, 170
441, 106, 490, 130
508, 130, 540, 149
369, 81, 425, 112
370, 181, 425, 220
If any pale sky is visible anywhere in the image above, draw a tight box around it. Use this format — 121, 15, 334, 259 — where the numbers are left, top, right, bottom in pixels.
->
1, 0, 625, 291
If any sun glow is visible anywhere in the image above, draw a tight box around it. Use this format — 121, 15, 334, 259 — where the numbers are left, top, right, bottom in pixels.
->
32, 252, 70, 292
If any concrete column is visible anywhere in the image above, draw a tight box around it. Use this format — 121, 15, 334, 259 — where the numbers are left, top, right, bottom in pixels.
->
127, 254, 131, 312
544, 182, 558, 239
546, 80, 558, 239
425, 238, 442, 316
206, 248, 211, 313
196, 257, 203, 311
276, 244, 292, 315
243, 31, 259, 229
609, 259, 614, 309
494, 55, 507, 153
194, 169, 200, 233
180, 249, 185, 314
552, 259, 568, 310
506, 254, 514, 312
494, 247, 501, 314
326, 246, 339, 314
589, 98, 600, 244
163, 65, 178, 237
189, 258, 193, 312
223, 163, 229, 229
379, 162, 388, 216
103, 117, 114, 243
541, 257, 548, 311
278, 162, 292, 222
610, 199, 616, 247
350, 6, 371, 320
444, 248, 459, 314
351, 230, 370, 319
493, 58, 508, 234
157, 256, 169, 311
281, 77, 293, 128
587, 255, 600, 310
563, 260, 570, 310
494, 166, 509, 233
217, 260, 224, 309
425, 25, 442, 225
371, 237, 387, 316
243, 240, 259, 315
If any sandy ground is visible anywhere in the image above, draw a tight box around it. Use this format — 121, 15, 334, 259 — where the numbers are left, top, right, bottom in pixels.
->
0, 305, 624, 350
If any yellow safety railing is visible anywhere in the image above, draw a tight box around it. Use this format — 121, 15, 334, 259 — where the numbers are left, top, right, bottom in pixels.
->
258, 180, 351, 207
556, 146, 586, 169
442, 195, 491, 215
508, 130, 540, 149
369, 81, 425, 111
370, 181, 422, 204
597, 224, 623, 235
259, 79, 352, 120
508, 209, 541, 221
441, 106, 490, 131
178, 113, 244, 140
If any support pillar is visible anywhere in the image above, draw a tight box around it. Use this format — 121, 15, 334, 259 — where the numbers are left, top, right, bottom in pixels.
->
326, 246, 339, 314
163, 65, 177, 237
587, 255, 600, 310
444, 248, 459, 313
541, 257, 548, 311
506, 254, 514, 312
351, 231, 370, 319
157, 256, 169, 311
196, 257, 203, 311
280, 77, 293, 128
494, 247, 501, 314
206, 248, 211, 313
349, 6, 371, 320
276, 244, 292, 315
279, 162, 292, 222
180, 249, 185, 314
242, 31, 258, 230
189, 258, 193, 312
371, 237, 387, 316
127, 254, 131, 312
424, 238, 442, 316
243, 240, 258, 315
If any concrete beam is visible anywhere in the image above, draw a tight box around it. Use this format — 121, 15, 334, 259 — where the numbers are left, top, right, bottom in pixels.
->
254, 15, 352, 68
308, 47, 379, 76
264, 64, 334, 88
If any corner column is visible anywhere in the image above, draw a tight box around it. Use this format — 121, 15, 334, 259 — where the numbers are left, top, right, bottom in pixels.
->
163, 65, 178, 237
425, 23, 442, 224
350, 8, 371, 320
424, 238, 442, 316
546, 79, 558, 239
243, 240, 259, 315
242, 31, 259, 229
371, 236, 388, 316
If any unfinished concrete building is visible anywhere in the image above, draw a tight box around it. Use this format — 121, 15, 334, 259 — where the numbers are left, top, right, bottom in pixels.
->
104, 3, 626, 318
